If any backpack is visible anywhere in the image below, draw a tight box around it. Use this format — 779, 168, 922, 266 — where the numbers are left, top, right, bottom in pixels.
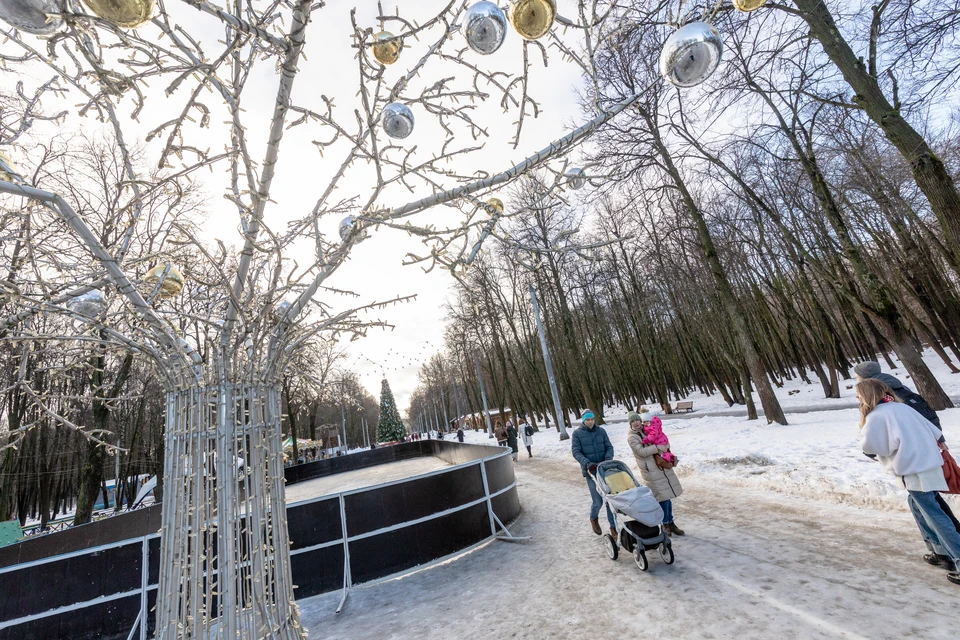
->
525, 425, 534, 437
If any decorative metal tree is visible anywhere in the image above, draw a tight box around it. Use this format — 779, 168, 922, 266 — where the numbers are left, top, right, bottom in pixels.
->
0, 0, 734, 637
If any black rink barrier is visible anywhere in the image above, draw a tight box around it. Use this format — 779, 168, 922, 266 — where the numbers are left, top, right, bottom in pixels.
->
0, 441, 519, 639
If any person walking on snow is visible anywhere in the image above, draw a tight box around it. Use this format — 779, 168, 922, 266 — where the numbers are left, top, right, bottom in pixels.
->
506, 422, 519, 461
857, 379, 960, 586
457, 425, 464, 443
494, 420, 507, 447
572, 410, 617, 540
520, 418, 534, 458
628, 411, 684, 536
855, 360, 960, 547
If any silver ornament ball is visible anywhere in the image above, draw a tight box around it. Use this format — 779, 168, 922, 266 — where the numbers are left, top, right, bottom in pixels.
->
659, 22, 723, 88
339, 215, 356, 241
68, 290, 106, 318
382, 102, 415, 139
0, 0, 63, 34
464, 1, 508, 55
566, 167, 587, 190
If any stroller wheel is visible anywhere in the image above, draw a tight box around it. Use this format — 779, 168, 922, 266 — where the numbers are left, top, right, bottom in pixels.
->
603, 534, 619, 560
634, 547, 648, 571
659, 542, 675, 565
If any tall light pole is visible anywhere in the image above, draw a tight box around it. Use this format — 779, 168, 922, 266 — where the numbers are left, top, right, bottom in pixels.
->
451, 376, 463, 429
340, 378, 348, 454
474, 352, 494, 438
440, 386, 450, 433
529, 284, 569, 440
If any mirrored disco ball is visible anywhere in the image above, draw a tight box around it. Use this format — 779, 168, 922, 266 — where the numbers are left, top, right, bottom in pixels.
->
659, 22, 723, 88
382, 102, 415, 139
339, 215, 356, 241
143, 264, 185, 297
68, 290, 106, 318
464, 1, 507, 55
273, 300, 293, 324
372, 30, 402, 65
82, 0, 154, 28
733, 0, 767, 12
486, 198, 504, 213
566, 168, 586, 190
508, 0, 556, 41
0, 0, 63, 35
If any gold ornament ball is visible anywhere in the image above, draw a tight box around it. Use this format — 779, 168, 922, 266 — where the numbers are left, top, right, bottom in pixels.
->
508, 0, 556, 41
487, 198, 504, 214
732, 0, 767, 12
144, 264, 185, 298
372, 31, 402, 65
0, 150, 22, 182
82, 0, 154, 28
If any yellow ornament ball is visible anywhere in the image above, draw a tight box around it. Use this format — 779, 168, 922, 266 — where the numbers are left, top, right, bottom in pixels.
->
143, 264, 185, 298
508, 0, 556, 41
487, 198, 504, 214
732, 0, 767, 12
82, 0, 154, 29
372, 31, 402, 66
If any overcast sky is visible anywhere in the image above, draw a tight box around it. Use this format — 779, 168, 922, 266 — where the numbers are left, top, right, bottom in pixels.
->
3, 0, 589, 412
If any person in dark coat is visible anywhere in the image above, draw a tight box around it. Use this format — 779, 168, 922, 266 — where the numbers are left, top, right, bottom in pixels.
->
506, 422, 519, 461
457, 426, 465, 443
571, 410, 616, 539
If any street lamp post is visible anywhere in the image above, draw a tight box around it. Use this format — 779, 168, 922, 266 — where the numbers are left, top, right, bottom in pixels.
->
474, 352, 494, 438
529, 284, 569, 441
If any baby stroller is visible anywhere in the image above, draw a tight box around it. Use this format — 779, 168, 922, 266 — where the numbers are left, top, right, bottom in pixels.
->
590, 460, 674, 571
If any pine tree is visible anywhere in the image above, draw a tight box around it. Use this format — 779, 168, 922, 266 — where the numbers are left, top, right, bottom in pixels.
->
376, 378, 406, 442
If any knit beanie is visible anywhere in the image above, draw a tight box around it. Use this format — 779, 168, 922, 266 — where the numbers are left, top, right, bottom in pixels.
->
580, 410, 594, 421
854, 361, 881, 379
639, 411, 652, 423
627, 411, 642, 424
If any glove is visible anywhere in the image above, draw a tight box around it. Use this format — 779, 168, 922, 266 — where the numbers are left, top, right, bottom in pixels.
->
587, 464, 598, 475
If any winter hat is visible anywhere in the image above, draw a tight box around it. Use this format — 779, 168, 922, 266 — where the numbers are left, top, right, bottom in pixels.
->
627, 411, 642, 424
639, 411, 653, 423
854, 361, 881, 379
580, 410, 595, 421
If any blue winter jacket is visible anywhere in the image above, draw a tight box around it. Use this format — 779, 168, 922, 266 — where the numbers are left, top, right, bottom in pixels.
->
571, 425, 614, 477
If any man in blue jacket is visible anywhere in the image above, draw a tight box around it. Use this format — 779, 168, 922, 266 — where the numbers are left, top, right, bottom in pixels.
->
572, 410, 616, 539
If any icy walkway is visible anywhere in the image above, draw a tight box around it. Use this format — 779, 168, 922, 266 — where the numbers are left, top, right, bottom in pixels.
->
299, 457, 957, 639
284, 456, 451, 503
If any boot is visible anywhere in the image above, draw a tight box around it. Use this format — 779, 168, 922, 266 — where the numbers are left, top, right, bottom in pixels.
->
947, 572, 960, 586
924, 553, 956, 571
590, 518, 601, 535
609, 528, 618, 543
665, 522, 685, 536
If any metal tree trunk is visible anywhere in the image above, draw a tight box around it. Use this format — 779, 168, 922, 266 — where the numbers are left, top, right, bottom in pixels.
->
156, 384, 302, 639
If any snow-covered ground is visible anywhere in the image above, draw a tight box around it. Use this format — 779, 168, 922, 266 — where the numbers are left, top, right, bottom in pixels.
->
299, 459, 958, 639
460, 348, 959, 511
294, 349, 960, 637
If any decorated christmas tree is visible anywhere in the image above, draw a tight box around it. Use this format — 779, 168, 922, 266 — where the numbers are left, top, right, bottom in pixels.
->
376, 378, 407, 443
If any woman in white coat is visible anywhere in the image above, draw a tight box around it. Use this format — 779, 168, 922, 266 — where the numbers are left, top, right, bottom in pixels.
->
857, 379, 960, 586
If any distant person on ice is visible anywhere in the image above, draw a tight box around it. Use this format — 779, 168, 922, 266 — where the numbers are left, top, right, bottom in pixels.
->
571, 410, 616, 539
628, 412, 684, 536
457, 425, 464, 443
857, 379, 960, 586
520, 417, 534, 458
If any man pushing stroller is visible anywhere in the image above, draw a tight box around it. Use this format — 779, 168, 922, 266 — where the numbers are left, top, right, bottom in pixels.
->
572, 410, 617, 540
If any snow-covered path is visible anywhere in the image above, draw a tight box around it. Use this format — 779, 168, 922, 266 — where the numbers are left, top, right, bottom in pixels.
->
298, 457, 957, 639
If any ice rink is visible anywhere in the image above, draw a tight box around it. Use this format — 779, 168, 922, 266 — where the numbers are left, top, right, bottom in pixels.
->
284, 456, 453, 502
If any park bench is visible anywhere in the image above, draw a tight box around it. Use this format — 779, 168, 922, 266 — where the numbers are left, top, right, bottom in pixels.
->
674, 401, 695, 413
